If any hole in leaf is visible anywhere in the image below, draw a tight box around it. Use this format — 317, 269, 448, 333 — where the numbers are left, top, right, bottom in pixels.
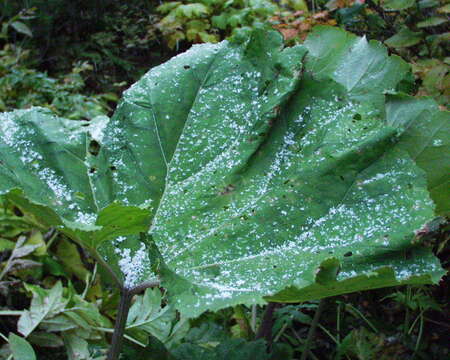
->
344, 251, 353, 257
219, 184, 235, 195
89, 140, 100, 156
353, 114, 362, 120
110, 165, 117, 171
183, 65, 190, 69
13, 207, 24, 217
340, 175, 345, 181
89, 167, 97, 174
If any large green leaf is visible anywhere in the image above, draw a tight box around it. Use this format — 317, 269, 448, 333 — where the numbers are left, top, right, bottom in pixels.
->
385, 94, 450, 215
0, 110, 153, 284
0, 26, 447, 318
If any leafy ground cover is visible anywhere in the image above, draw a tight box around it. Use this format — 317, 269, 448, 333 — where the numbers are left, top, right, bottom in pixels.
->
0, 1, 449, 359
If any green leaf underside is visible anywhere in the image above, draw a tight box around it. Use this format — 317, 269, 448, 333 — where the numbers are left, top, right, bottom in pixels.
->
0, 26, 447, 317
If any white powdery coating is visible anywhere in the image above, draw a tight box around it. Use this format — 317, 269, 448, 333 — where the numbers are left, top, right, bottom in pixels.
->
0, 111, 19, 146
89, 115, 110, 143
75, 211, 97, 226
117, 244, 151, 287
139, 50, 436, 310
115, 236, 126, 243
37, 168, 72, 203
0, 109, 100, 227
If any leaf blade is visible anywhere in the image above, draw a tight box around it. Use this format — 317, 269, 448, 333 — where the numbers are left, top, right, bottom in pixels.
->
8, 333, 37, 360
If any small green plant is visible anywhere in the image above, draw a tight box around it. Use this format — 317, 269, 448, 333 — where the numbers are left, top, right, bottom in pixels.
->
0, 45, 115, 119
154, 0, 310, 48
0, 11, 116, 120
0, 25, 448, 359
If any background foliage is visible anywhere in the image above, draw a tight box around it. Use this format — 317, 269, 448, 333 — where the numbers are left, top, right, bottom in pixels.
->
0, 0, 448, 359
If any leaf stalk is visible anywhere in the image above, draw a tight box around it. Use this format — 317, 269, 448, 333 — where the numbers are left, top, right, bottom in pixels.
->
300, 299, 325, 360
106, 288, 132, 360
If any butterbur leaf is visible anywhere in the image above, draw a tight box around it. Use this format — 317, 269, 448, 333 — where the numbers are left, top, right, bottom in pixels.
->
0, 110, 152, 285
302, 26, 410, 108
0, 26, 447, 319
386, 94, 450, 215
